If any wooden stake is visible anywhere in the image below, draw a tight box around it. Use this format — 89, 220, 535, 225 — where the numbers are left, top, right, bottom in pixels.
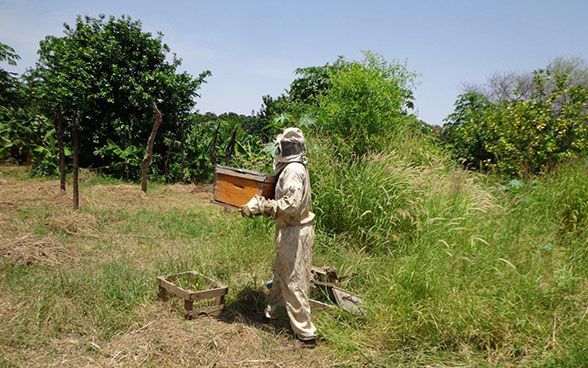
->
225, 126, 238, 166
141, 101, 163, 193
180, 120, 185, 183
71, 112, 79, 210
164, 134, 174, 179
54, 103, 66, 193
210, 121, 220, 168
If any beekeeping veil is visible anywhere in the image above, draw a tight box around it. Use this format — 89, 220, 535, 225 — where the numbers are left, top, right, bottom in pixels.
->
273, 127, 307, 174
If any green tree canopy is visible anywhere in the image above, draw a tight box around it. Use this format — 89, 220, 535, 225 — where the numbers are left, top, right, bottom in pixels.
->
316, 51, 418, 157
31, 14, 210, 171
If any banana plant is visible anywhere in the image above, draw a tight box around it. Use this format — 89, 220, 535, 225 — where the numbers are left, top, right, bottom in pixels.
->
94, 139, 143, 180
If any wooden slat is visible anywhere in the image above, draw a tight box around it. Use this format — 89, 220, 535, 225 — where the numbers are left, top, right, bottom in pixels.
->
165, 271, 194, 282
189, 271, 227, 288
215, 166, 276, 183
157, 276, 191, 299
189, 287, 228, 301
214, 173, 264, 207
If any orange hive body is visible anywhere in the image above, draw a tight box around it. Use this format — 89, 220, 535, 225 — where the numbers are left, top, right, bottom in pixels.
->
213, 165, 276, 208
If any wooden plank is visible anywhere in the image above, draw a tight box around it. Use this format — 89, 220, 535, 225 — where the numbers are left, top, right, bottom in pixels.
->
189, 271, 227, 288
165, 271, 194, 282
214, 173, 264, 207
215, 166, 276, 183
312, 280, 338, 288
157, 276, 191, 299
158, 285, 168, 301
189, 287, 228, 301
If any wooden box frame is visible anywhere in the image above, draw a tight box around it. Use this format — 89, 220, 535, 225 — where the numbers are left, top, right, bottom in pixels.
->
213, 165, 276, 209
157, 270, 228, 319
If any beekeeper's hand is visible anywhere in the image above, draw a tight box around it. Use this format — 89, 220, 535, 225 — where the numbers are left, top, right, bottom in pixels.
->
240, 195, 261, 218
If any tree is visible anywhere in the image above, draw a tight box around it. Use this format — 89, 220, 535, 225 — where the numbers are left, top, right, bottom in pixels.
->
32, 15, 210, 179
0, 42, 22, 108
316, 51, 418, 157
442, 93, 495, 169
461, 56, 588, 104
484, 70, 588, 175
446, 69, 588, 176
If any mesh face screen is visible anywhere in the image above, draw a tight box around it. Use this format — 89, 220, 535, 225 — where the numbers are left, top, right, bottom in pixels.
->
280, 141, 302, 157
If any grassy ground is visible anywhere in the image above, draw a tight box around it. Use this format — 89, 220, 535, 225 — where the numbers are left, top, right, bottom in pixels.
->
0, 166, 341, 367
1, 162, 587, 367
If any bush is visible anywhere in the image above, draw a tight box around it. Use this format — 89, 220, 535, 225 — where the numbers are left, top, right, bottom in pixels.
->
444, 70, 588, 176
316, 51, 418, 157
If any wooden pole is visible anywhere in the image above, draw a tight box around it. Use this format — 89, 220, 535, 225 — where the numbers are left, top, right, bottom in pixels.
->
55, 103, 66, 193
164, 134, 174, 180
71, 112, 79, 210
210, 121, 220, 168
225, 126, 238, 166
141, 101, 163, 193
180, 120, 185, 183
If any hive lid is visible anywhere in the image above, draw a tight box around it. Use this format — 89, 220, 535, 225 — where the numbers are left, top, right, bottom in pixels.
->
215, 165, 277, 183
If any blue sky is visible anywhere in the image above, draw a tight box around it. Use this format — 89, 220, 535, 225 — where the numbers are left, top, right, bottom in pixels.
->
1, 0, 587, 125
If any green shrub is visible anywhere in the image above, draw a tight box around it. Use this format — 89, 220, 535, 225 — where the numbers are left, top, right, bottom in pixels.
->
444, 70, 588, 176
316, 51, 418, 157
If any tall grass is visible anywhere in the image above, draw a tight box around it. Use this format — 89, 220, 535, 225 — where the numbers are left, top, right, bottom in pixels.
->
307, 132, 588, 365
1, 145, 587, 366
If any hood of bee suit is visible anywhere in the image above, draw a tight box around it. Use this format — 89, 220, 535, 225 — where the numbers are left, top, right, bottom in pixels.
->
273, 127, 308, 174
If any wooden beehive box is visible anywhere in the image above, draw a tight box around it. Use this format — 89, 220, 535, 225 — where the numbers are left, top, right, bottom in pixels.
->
213, 165, 276, 208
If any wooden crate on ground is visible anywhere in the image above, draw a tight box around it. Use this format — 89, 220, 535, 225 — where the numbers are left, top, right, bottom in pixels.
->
213, 165, 276, 209
157, 270, 228, 319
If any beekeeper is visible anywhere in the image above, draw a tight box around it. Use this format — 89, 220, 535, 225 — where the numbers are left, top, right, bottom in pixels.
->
240, 127, 317, 348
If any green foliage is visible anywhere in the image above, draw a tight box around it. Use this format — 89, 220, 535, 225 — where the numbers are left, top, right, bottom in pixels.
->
94, 139, 142, 180
485, 70, 588, 175
0, 42, 23, 109
442, 93, 494, 169
445, 70, 588, 176
31, 14, 210, 176
256, 59, 344, 140
316, 51, 418, 157
0, 42, 20, 66
0, 106, 54, 164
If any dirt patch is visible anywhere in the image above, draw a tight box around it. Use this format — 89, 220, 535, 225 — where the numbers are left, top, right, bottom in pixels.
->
0, 234, 74, 265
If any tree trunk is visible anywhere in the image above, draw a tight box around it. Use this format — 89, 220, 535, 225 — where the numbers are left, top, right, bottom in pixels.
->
225, 126, 238, 166
71, 112, 79, 210
54, 103, 66, 193
210, 121, 220, 168
141, 101, 163, 193
164, 134, 174, 180
180, 120, 185, 183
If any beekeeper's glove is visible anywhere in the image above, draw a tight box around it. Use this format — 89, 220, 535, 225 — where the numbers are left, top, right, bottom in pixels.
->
240, 195, 261, 218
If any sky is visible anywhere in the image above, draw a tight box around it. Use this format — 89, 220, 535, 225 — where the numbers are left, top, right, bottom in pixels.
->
1, 0, 588, 125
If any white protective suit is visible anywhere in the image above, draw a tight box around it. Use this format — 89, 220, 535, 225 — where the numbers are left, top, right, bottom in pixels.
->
256, 128, 317, 341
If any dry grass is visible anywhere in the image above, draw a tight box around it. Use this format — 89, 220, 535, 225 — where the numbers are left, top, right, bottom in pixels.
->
0, 166, 347, 368
0, 234, 75, 266
43, 212, 98, 235
92, 306, 337, 368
